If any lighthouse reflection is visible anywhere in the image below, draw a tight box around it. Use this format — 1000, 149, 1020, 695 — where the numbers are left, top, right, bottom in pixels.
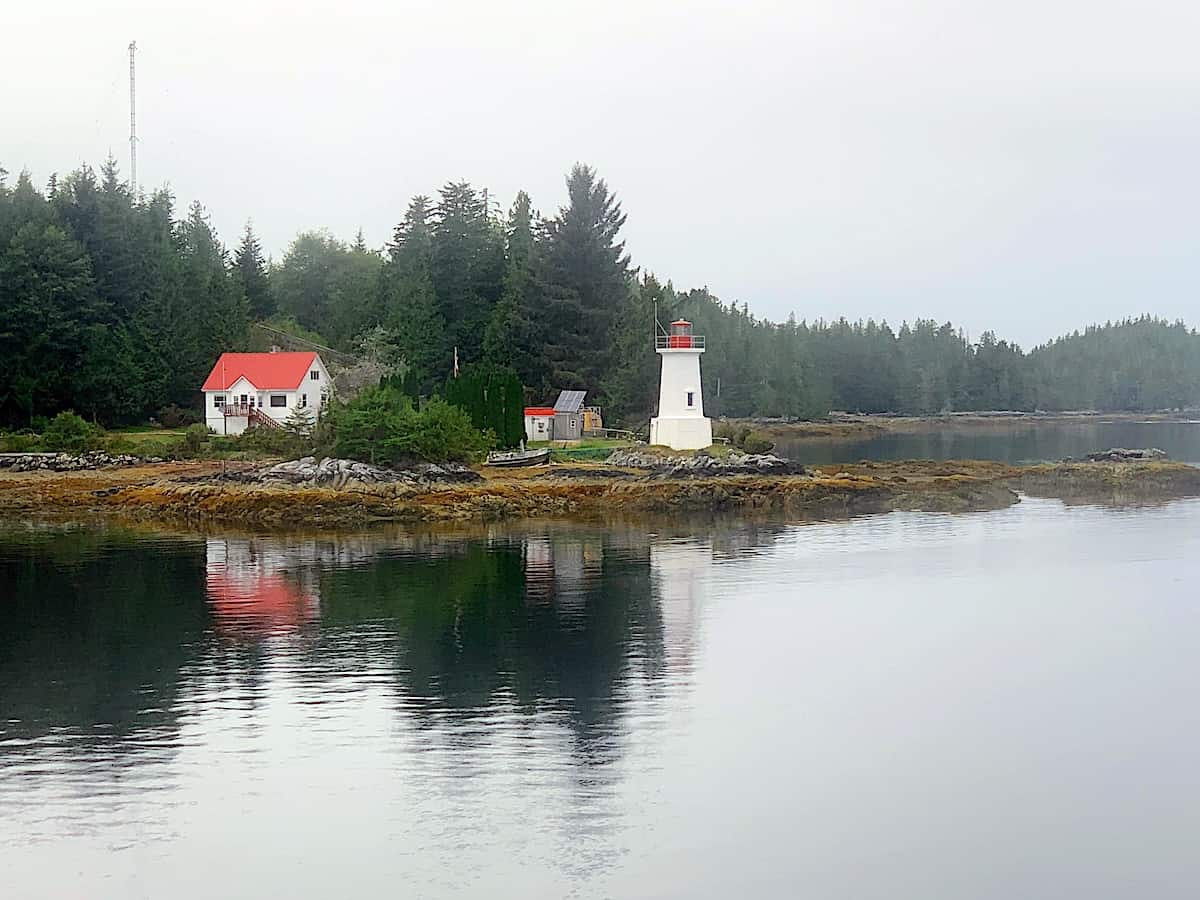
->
199, 526, 725, 733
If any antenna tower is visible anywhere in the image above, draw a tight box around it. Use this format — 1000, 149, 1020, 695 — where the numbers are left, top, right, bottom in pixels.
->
128, 40, 138, 194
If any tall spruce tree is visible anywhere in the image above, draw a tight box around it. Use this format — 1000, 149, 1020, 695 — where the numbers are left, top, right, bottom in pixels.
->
233, 221, 273, 319
379, 196, 447, 388
327, 230, 384, 348
538, 164, 633, 399
0, 222, 102, 423
173, 202, 249, 401
272, 229, 348, 335
483, 191, 546, 394
431, 181, 504, 366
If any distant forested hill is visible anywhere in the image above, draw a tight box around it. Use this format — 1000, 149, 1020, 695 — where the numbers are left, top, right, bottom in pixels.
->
2, 160, 1198, 428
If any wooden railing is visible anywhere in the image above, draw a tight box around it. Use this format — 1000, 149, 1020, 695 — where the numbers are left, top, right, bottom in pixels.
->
220, 404, 282, 429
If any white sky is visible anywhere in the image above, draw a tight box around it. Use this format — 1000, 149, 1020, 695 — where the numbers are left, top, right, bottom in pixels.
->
6, 0, 1199, 347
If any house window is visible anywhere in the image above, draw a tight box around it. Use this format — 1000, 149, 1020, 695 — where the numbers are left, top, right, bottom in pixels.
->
570, 418, 577, 430
686, 391, 694, 408
213, 395, 225, 408
310, 370, 320, 381
270, 395, 287, 408
301, 394, 308, 408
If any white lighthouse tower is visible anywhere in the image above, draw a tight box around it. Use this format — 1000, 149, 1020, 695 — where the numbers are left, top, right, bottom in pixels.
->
650, 319, 713, 450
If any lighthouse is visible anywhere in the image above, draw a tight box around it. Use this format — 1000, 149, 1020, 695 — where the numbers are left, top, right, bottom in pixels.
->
650, 319, 713, 450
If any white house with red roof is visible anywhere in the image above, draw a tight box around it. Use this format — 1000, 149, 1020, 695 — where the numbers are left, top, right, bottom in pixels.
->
202, 351, 332, 436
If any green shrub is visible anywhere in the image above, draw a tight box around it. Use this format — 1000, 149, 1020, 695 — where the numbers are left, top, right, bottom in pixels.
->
158, 404, 202, 428
741, 431, 776, 454
233, 426, 308, 457
183, 423, 211, 455
41, 412, 102, 453
0, 432, 40, 453
327, 386, 493, 465
713, 421, 738, 443
711, 421, 774, 454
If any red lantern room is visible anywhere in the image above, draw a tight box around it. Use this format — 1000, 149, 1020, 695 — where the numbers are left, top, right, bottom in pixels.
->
668, 319, 694, 349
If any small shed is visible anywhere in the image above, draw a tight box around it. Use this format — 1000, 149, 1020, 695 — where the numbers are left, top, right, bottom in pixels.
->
582, 406, 604, 436
553, 390, 587, 441
524, 407, 556, 442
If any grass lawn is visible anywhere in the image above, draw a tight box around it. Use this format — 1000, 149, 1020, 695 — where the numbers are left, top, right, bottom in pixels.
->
106, 424, 189, 436
526, 437, 636, 462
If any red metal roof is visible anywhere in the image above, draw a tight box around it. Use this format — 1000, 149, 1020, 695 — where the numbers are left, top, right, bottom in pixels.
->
524, 407, 556, 417
202, 352, 318, 391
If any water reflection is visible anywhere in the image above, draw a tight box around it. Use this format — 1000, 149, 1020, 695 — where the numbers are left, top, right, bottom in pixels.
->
0, 524, 209, 752
6, 504, 1200, 898
0, 521, 727, 781
205, 539, 320, 638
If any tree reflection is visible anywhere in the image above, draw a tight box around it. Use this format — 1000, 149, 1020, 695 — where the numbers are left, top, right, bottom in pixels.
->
0, 521, 732, 771
0, 524, 209, 752
314, 528, 669, 757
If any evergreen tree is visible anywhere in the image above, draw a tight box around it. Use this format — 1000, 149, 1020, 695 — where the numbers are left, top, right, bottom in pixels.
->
603, 273, 673, 424
327, 231, 384, 348
538, 164, 632, 399
431, 181, 504, 364
173, 201, 249, 401
233, 221, 273, 319
379, 196, 447, 389
483, 191, 545, 393
3, 156, 1200, 430
272, 229, 347, 334
444, 364, 525, 448
0, 223, 102, 423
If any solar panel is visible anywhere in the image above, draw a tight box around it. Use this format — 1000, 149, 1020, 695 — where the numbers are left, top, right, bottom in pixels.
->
553, 390, 586, 413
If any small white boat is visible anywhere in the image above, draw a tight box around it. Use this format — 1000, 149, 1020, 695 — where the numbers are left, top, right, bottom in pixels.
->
486, 447, 551, 467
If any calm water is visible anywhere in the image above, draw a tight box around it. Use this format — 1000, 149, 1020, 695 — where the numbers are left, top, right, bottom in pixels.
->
3, 500, 1200, 899
778, 419, 1200, 465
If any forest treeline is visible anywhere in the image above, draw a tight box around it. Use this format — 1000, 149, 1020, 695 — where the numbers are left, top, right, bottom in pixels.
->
2, 159, 1199, 429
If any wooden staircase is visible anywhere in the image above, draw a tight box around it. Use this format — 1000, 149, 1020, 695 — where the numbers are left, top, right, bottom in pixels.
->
223, 404, 283, 430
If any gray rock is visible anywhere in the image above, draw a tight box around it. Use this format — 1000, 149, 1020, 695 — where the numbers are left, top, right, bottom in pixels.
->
0, 451, 142, 472
236, 457, 482, 487
1082, 448, 1169, 463
605, 449, 806, 477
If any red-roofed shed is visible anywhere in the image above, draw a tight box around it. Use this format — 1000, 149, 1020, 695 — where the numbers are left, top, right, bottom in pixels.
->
523, 406, 556, 442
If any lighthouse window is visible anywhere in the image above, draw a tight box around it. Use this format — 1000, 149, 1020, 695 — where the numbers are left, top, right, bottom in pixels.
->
686, 391, 694, 408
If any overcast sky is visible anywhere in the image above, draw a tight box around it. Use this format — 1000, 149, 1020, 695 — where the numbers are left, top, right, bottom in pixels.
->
6, 0, 1199, 347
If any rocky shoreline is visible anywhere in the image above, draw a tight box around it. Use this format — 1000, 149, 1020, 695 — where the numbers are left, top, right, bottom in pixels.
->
0, 451, 149, 472
2, 451, 1199, 530
215, 456, 482, 488
604, 449, 808, 477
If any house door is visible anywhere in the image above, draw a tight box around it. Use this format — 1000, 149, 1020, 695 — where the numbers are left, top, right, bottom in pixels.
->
240, 394, 248, 407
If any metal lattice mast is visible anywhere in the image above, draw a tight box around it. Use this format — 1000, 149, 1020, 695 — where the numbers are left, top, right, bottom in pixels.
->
128, 41, 138, 194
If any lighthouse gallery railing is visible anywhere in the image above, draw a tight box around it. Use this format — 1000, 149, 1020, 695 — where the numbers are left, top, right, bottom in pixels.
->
655, 334, 705, 350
